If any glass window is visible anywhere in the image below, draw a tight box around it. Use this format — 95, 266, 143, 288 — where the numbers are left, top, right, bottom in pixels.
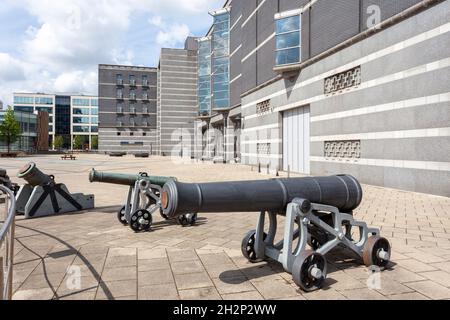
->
214, 99, 229, 108
35, 97, 54, 105
73, 126, 90, 133
129, 75, 136, 85
91, 108, 98, 115
275, 14, 301, 66
214, 91, 229, 100
72, 117, 90, 124
276, 48, 300, 66
213, 82, 228, 92
14, 96, 34, 104
117, 89, 123, 98
15, 106, 34, 113
73, 108, 90, 115
91, 126, 98, 133
90, 99, 98, 106
35, 107, 53, 114
213, 73, 229, 84
116, 74, 123, 85
212, 11, 230, 110
276, 15, 300, 34
276, 31, 300, 50
73, 99, 90, 106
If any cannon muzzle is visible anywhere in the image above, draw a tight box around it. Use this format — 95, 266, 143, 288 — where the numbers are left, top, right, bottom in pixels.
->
161, 175, 363, 218
89, 169, 176, 187
17, 162, 53, 186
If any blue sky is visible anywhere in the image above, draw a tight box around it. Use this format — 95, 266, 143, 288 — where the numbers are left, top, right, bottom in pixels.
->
0, 0, 224, 105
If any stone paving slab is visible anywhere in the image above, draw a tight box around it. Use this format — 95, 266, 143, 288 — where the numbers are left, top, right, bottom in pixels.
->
2, 154, 450, 300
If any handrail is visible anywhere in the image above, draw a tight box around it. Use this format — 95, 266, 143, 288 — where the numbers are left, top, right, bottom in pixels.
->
0, 186, 16, 300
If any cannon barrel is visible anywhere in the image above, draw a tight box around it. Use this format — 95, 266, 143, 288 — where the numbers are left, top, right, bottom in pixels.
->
161, 175, 363, 218
89, 169, 176, 187
17, 162, 53, 186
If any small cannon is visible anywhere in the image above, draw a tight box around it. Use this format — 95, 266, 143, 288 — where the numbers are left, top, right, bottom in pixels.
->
161, 175, 391, 292
15, 163, 95, 219
89, 169, 198, 232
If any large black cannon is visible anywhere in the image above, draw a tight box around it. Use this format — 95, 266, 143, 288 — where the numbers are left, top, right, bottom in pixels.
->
89, 169, 197, 232
161, 175, 391, 292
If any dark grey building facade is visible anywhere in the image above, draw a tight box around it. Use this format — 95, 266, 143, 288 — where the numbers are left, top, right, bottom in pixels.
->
194, 0, 450, 197
98, 64, 158, 154
157, 38, 199, 157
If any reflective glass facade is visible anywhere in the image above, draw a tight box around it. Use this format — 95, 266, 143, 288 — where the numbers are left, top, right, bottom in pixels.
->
0, 110, 37, 152
73, 98, 91, 106
275, 15, 301, 66
73, 108, 90, 115
73, 126, 90, 133
14, 96, 34, 104
212, 12, 230, 110
13, 93, 99, 150
35, 97, 54, 105
198, 38, 212, 116
14, 106, 34, 113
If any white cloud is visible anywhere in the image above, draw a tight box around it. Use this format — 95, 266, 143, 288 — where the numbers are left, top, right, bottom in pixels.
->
150, 16, 191, 47
0, 0, 224, 104
0, 53, 26, 82
54, 70, 97, 93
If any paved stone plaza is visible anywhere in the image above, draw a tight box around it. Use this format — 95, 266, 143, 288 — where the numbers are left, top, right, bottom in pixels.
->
1, 154, 450, 300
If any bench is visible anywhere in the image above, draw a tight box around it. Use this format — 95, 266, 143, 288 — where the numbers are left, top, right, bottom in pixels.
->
61, 154, 77, 160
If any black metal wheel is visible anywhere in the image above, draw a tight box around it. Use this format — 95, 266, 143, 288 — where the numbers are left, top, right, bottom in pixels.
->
241, 230, 267, 263
129, 209, 152, 232
176, 213, 198, 226
363, 236, 391, 268
292, 250, 327, 292
117, 205, 129, 226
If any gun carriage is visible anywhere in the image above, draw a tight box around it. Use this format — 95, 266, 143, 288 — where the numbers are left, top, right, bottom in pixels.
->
15, 163, 94, 219
89, 169, 197, 232
160, 175, 391, 291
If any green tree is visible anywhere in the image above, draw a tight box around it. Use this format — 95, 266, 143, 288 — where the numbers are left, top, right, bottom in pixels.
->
53, 136, 64, 151
91, 136, 98, 150
0, 109, 21, 154
73, 135, 83, 150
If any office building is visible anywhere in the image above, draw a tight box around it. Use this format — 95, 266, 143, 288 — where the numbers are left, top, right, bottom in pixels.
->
98, 64, 158, 154
13, 93, 98, 150
192, 0, 449, 196
0, 110, 38, 153
157, 37, 199, 157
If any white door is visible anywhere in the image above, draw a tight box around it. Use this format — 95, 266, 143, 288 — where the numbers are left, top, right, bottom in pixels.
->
283, 106, 310, 174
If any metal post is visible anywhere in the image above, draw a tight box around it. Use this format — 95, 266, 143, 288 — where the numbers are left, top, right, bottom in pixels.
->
0, 256, 4, 301
7, 214, 14, 300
